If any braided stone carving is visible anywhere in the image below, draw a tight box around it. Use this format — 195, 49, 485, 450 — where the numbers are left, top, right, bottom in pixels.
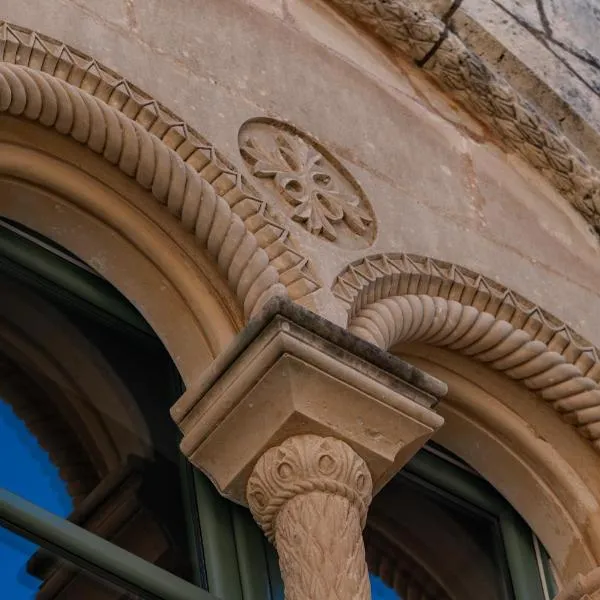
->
334, 253, 600, 453
0, 22, 320, 304
325, 0, 600, 232
352, 294, 600, 451
0, 62, 287, 317
247, 435, 373, 600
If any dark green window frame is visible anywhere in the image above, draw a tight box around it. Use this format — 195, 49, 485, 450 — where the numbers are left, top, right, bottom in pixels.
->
0, 218, 556, 600
0, 218, 224, 599
401, 445, 557, 600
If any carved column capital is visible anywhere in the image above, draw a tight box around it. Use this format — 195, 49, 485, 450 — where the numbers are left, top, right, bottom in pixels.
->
247, 434, 372, 540
248, 434, 373, 600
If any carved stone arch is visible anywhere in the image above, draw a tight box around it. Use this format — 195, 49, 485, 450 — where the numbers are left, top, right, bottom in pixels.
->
0, 20, 321, 306
334, 253, 600, 452
333, 253, 600, 581
0, 61, 283, 317
0, 278, 151, 506
0, 23, 325, 378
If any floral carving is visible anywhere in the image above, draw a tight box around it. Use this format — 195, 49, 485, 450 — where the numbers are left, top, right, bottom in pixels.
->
240, 121, 375, 247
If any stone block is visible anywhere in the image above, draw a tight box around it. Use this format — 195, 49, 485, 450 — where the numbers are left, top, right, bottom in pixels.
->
172, 297, 445, 504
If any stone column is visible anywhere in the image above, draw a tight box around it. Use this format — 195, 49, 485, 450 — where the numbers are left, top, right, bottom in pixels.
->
171, 298, 446, 600
247, 435, 372, 600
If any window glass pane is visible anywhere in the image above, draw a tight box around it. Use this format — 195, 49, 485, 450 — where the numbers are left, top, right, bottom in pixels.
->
0, 261, 198, 586
1, 523, 41, 598
367, 472, 514, 600
370, 574, 398, 599
0, 401, 72, 517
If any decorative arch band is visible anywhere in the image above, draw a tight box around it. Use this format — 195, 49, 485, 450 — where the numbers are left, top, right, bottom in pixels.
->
334, 254, 600, 452
0, 22, 321, 315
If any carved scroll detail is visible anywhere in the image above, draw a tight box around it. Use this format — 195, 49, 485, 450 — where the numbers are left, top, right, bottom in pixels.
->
0, 22, 321, 304
247, 435, 373, 600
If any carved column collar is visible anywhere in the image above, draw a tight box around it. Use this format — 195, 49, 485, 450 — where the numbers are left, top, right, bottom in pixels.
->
247, 435, 372, 541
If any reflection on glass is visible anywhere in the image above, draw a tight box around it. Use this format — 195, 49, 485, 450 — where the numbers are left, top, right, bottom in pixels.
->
0, 400, 72, 517
1, 525, 145, 599
0, 400, 73, 599
0, 271, 196, 586
370, 573, 399, 599
367, 473, 513, 600
0, 525, 41, 599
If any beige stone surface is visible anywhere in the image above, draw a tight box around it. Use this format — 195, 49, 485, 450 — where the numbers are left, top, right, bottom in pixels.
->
4, 0, 600, 346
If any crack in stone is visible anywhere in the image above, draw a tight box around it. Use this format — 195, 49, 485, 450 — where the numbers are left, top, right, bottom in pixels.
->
416, 0, 463, 67
487, 0, 600, 99
492, 0, 600, 71
442, 0, 463, 24
536, 0, 552, 36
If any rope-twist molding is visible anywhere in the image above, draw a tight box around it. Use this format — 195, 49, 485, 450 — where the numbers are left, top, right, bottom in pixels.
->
0, 63, 286, 317
350, 295, 600, 449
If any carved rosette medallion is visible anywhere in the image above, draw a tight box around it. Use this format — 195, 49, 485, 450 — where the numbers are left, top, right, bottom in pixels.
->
239, 119, 376, 248
247, 435, 373, 600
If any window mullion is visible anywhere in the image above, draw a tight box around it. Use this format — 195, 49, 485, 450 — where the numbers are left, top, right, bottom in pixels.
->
499, 508, 546, 600
192, 471, 243, 600
231, 503, 273, 600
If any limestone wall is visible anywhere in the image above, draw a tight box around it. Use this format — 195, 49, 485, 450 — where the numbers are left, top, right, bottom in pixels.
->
2, 0, 600, 343
453, 0, 600, 168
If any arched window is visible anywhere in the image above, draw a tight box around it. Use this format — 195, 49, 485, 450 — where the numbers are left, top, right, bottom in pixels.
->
364, 444, 556, 600
0, 218, 218, 599
0, 218, 557, 600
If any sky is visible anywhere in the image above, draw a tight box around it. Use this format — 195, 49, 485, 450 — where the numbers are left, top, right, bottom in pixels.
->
0, 400, 73, 599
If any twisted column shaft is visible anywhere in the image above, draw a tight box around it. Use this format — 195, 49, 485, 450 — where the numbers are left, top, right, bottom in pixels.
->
247, 435, 373, 600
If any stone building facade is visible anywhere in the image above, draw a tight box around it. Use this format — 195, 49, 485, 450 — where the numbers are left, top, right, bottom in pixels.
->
1, 1, 600, 599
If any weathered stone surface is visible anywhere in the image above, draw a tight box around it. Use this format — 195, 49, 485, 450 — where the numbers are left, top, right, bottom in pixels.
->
4, 0, 600, 590
4, 0, 600, 346
455, 0, 600, 168
545, 0, 600, 66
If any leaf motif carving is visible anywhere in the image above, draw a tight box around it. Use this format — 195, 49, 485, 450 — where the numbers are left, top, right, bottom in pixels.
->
240, 124, 374, 245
